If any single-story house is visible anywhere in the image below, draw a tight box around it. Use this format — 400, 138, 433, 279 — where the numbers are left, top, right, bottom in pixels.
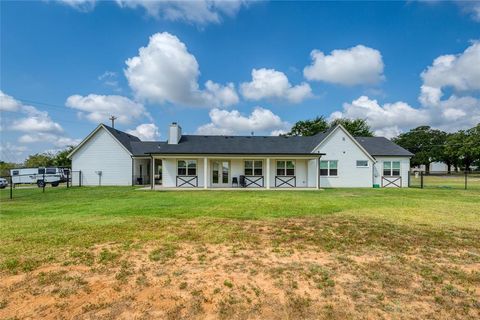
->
68, 123, 413, 189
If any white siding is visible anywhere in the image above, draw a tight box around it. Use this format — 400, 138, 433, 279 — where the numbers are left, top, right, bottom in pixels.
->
313, 128, 373, 188
72, 128, 132, 186
373, 156, 410, 188
161, 158, 205, 187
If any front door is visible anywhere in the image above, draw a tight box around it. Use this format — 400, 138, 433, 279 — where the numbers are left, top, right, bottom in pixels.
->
212, 160, 230, 187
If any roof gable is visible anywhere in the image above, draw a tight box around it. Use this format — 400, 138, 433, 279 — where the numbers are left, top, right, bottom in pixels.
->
68, 124, 140, 158
312, 125, 376, 161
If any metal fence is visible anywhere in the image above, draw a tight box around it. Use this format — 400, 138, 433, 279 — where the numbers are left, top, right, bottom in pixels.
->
0, 170, 82, 200
409, 171, 480, 190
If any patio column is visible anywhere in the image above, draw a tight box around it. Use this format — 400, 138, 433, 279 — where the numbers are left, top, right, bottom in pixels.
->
316, 157, 320, 189
203, 157, 208, 189
151, 156, 155, 190
266, 158, 270, 189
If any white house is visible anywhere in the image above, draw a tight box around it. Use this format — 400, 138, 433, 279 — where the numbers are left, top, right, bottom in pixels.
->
68, 123, 413, 189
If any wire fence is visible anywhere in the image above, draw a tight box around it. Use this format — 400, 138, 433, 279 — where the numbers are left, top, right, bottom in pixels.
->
0, 170, 82, 200
409, 171, 480, 190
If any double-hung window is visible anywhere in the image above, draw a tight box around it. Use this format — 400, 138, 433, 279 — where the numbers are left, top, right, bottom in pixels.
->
276, 160, 295, 176
320, 160, 338, 176
177, 160, 197, 176
383, 161, 400, 176
244, 160, 263, 176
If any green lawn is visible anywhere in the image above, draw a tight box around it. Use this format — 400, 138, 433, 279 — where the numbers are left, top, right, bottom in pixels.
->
1, 186, 479, 268
0, 187, 479, 319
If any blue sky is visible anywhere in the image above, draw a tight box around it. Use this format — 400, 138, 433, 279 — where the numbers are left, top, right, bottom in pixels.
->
1, 0, 479, 162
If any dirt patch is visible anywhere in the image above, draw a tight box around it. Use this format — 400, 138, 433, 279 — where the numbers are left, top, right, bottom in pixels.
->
1, 240, 479, 320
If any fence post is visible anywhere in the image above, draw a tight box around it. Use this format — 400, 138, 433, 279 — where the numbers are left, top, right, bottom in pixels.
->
43, 172, 45, 193
465, 171, 467, 190
420, 171, 424, 189
67, 170, 70, 188
9, 176, 13, 200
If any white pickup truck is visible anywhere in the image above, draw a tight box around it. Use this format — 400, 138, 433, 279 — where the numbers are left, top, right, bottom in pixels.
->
10, 167, 68, 187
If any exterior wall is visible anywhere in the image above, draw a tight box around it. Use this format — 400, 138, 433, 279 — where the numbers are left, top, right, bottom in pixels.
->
373, 156, 410, 188
313, 128, 372, 188
72, 128, 132, 186
160, 158, 205, 188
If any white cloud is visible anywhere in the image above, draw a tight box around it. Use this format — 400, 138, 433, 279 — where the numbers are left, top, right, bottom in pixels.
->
454, 1, 480, 22
18, 133, 81, 147
240, 68, 312, 103
420, 41, 480, 106
115, 0, 247, 25
303, 45, 385, 86
65, 94, 149, 124
0, 142, 28, 163
196, 107, 289, 135
57, 0, 96, 12
11, 116, 63, 133
0, 90, 23, 111
127, 123, 160, 141
1, 91, 80, 154
125, 32, 239, 108
330, 96, 430, 138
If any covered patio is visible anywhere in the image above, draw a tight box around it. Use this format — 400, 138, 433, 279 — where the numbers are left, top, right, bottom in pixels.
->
141, 155, 323, 189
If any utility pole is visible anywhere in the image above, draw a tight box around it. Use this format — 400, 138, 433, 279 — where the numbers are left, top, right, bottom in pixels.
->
109, 115, 118, 128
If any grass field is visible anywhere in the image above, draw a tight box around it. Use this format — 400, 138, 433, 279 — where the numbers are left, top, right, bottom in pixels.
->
1, 187, 479, 319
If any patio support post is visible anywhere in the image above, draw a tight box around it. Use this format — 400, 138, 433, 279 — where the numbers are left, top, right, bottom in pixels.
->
316, 157, 320, 189
203, 157, 208, 189
266, 158, 270, 189
151, 156, 155, 190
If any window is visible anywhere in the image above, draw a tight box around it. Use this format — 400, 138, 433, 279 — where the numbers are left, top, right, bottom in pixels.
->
12, 170, 19, 176
46, 168, 56, 174
244, 160, 263, 176
38, 168, 45, 174
356, 160, 368, 167
320, 160, 338, 176
383, 161, 400, 176
177, 160, 196, 176
276, 160, 295, 176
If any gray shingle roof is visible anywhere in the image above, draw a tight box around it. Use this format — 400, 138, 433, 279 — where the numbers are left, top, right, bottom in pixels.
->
105, 124, 411, 158
355, 137, 413, 157
103, 124, 141, 153
131, 133, 327, 156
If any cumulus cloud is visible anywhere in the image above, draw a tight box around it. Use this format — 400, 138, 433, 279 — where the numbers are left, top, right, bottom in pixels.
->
65, 94, 149, 124
240, 68, 312, 103
0, 91, 23, 112
420, 41, 480, 106
98, 71, 122, 92
116, 0, 247, 25
18, 133, 81, 147
196, 107, 289, 135
330, 96, 430, 138
303, 45, 385, 86
125, 32, 239, 108
0, 142, 28, 163
127, 123, 160, 141
1, 91, 80, 151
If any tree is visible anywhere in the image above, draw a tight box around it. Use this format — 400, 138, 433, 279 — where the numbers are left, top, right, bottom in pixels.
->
52, 146, 75, 167
329, 118, 373, 137
446, 124, 480, 171
286, 116, 329, 136
0, 161, 18, 176
392, 126, 447, 172
23, 153, 55, 168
